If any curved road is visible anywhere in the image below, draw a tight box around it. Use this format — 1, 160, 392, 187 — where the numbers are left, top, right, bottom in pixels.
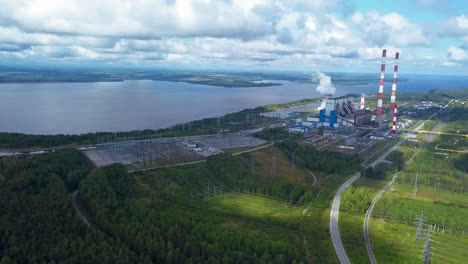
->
362, 132, 423, 264
363, 175, 397, 264
330, 170, 362, 264
330, 136, 408, 263
361, 99, 453, 263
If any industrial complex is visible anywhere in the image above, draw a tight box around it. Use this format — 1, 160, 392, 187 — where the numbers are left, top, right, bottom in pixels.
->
289, 49, 401, 137
82, 49, 408, 170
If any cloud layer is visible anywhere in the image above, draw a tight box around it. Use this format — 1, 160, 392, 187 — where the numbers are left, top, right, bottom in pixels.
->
0, 0, 467, 73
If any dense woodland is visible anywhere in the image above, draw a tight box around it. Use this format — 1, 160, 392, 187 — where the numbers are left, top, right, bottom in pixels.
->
362, 151, 404, 180
0, 149, 310, 263
276, 139, 361, 175
340, 186, 373, 214
80, 164, 306, 264
0, 134, 363, 263
0, 150, 146, 263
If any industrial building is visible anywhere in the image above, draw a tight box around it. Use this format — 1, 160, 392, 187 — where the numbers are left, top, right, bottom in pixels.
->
317, 94, 372, 127
289, 49, 401, 135
289, 94, 372, 134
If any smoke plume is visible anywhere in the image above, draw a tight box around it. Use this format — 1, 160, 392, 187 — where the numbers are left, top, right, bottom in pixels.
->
314, 72, 336, 95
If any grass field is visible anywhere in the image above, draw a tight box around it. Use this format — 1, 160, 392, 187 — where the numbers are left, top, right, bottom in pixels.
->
203, 192, 303, 223
370, 220, 468, 264
338, 177, 388, 264
369, 136, 468, 264
385, 183, 468, 206
339, 213, 369, 264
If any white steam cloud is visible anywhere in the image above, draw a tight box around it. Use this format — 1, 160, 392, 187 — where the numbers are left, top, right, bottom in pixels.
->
314, 72, 336, 95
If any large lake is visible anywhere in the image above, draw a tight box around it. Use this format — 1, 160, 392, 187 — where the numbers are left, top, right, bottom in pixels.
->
1, 75, 467, 134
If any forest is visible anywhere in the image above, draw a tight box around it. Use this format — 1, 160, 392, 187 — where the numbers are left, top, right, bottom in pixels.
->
340, 186, 373, 214
78, 164, 307, 264
276, 139, 361, 175
0, 150, 148, 263
1, 148, 311, 263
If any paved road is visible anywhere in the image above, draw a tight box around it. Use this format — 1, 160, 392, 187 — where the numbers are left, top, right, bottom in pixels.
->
363, 175, 397, 264
330, 136, 409, 264
329, 171, 362, 264
71, 190, 91, 228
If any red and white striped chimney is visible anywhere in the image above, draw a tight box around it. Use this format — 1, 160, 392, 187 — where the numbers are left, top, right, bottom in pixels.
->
391, 104, 398, 135
390, 52, 400, 111
376, 49, 386, 124
360, 94, 365, 110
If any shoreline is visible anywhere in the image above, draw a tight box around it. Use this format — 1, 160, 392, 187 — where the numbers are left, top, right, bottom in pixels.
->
0, 88, 450, 137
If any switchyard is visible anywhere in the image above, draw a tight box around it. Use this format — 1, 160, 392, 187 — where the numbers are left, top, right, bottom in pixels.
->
82, 133, 266, 168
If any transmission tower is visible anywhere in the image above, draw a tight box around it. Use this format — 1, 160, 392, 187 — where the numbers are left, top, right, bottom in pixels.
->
422, 231, 431, 264
416, 213, 425, 241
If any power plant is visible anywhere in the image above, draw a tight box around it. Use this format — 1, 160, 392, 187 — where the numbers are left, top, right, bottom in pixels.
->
290, 49, 400, 134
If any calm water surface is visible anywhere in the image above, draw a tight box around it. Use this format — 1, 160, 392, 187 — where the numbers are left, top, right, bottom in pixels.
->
0, 75, 467, 134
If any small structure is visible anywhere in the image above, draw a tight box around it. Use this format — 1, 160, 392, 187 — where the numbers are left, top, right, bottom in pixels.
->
181, 141, 197, 148
370, 129, 391, 140
338, 145, 355, 150
289, 125, 309, 134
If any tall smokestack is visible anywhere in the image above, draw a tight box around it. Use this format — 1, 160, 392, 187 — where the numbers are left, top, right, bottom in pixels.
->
376, 49, 387, 124
360, 94, 365, 110
390, 52, 400, 111
391, 104, 398, 135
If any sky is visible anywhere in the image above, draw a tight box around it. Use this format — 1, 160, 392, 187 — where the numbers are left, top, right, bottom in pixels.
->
0, 0, 467, 75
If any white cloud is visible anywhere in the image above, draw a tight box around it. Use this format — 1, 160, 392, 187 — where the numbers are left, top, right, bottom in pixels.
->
448, 46, 468, 61
351, 12, 364, 24
353, 12, 431, 47
0, 0, 273, 39
456, 15, 468, 29
0, 0, 465, 74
